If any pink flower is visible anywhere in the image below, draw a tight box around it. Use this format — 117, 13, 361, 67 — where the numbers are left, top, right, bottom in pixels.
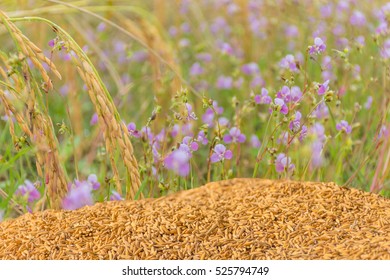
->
275, 153, 295, 173
210, 144, 233, 163
336, 120, 352, 134
318, 80, 330, 95
223, 127, 246, 143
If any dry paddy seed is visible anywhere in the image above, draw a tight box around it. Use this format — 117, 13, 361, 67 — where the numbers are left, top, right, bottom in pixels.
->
0, 179, 390, 260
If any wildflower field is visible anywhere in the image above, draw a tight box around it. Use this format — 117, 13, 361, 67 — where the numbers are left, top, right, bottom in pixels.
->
0, 0, 389, 222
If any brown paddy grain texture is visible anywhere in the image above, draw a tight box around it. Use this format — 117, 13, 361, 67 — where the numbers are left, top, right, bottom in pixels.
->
0, 179, 390, 260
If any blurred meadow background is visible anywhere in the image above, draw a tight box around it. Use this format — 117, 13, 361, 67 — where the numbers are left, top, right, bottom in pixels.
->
0, 0, 389, 221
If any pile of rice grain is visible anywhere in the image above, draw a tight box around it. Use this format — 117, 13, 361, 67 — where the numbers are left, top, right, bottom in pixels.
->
1, 179, 389, 260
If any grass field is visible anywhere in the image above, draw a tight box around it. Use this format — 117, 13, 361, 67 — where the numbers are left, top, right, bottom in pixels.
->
0, 0, 389, 221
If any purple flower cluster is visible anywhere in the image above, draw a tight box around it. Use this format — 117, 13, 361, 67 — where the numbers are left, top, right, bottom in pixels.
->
15, 180, 40, 203
62, 174, 100, 210
275, 153, 295, 173
309, 37, 326, 55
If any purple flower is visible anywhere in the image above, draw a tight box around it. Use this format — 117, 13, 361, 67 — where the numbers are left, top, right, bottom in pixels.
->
309, 37, 326, 55
216, 75, 233, 89
140, 126, 154, 142
189, 62, 204, 76
336, 120, 352, 134
364, 96, 373, 109
299, 125, 308, 142
202, 108, 214, 127
48, 39, 55, 48
196, 52, 212, 62
250, 75, 265, 88
241, 62, 259, 75
275, 153, 295, 173
218, 117, 230, 127
210, 144, 233, 163
171, 124, 179, 138
127, 122, 141, 138
355, 36, 365, 47
185, 103, 198, 121
273, 98, 289, 115
90, 113, 98, 125
164, 149, 190, 177
130, 51, 148, 63
182, 136, 199, 151
314, 102, 329, 119
350, 11, 366, 26
318, 80, 330, 95
378, 124, 388, 139
62, 181, 94, 210
219, 42, 234, 55
290, 86, 302, 102
380, 39, 390, 59
279, 54, 299, 72
311, 123, 326, 142
311, 140, 324, 168
110, 191, 123, 201
250, 135, 261, 148
289, 111, 302, 131
320, 4, 333, 18
277, 86, 291, 103
197, 130, 208, 145
97, 22, 106, 32
254, 88, 272, 104
285, 25, 299, 38
223, 127, 246, 143
15, 180, 40, 203
87, 174, 100, 190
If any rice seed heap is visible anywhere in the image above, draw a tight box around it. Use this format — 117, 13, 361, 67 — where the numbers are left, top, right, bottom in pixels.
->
0, 179, 389, 260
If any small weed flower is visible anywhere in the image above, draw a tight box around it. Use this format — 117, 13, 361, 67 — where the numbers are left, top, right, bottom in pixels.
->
277, 86, 291, 103
127, 122, 141, 138
182, 136, 199, 151
218, 117, 230, 127
62, 181, 94, 210
210, 144, 233, 163
202, 109, 214, 127
87, 174, 100, 190
289, 111, 302, 131
314, 102, 329, 119
311, 140, 324, 168
275, 153, 295, 173
254, 88, 272, 104
223, 127, 246, 143
196, 52, 212, 62
318, 80, 330, 95
279, 54, 299, 72
189, 62, 204, 76
110, 191, 123, 201
197, 130, 208, 145
364, 96, 373, 109
309, 37, 326, 55
336, 120, 352, 134
378, 124, 388, 139
15, 180, 40, 203
350, 11, 366, 26
273, 98, 289, 115
290, 86, 302, 102
185, 103, 198, 121
216, 75, 233, 89
90, 113, 98, 125
241, 62, 259, 75
299, 125, 308, 142
164, 149, 190, 177
250, 135, 261, 148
